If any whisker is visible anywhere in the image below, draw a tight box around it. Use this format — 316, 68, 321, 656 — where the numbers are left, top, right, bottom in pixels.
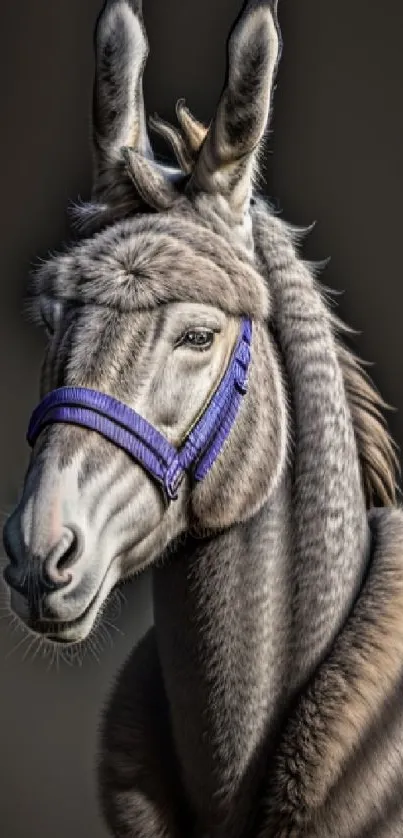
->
61, 642, 84, 668
75, 643, 86, 668
93, 628, 105, 656
41, 641, 52, 663
88, 636, 101, 664
72, 643, 85, 668
21, 635, 40, 663
46, 643, 59, 673
30, 635, 47, 665
103, 618, 123, 637
6, 613, 23, 636
5, 631, 33, 661
98, 622, 114, 649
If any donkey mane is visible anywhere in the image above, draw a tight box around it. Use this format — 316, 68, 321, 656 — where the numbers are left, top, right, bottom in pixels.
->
71, 102, 400, 512
335, 335, 399, 507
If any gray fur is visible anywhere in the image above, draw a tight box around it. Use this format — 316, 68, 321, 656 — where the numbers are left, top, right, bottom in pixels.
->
3, 1, 402, 837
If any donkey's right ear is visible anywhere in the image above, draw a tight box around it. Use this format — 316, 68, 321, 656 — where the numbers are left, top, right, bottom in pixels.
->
187, 0, 281, 222
92, 0, 152, 200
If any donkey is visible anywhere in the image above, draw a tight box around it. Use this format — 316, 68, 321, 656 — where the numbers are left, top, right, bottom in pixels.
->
3, 0, 403, 835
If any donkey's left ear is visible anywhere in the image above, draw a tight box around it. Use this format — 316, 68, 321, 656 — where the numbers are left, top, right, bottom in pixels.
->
187, 0, 282, 220
92, 0, 152, 200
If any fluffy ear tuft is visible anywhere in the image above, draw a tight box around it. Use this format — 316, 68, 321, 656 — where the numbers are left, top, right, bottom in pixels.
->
147, 104, 209, 175
149, 113, 194, 174
176, 99, 208, 156
92, 0, 152, 199
122, 147, 180, 210
187, 0, 282, 220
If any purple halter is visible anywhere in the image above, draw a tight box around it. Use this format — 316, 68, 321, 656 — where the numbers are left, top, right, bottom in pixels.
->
27, 318, 252, 501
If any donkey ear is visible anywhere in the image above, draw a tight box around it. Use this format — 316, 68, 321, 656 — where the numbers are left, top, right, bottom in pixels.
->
92, 0, 152, 199
187, 0, 281, 220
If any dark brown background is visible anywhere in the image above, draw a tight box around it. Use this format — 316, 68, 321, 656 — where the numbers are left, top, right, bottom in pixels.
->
0, 2, 402, 836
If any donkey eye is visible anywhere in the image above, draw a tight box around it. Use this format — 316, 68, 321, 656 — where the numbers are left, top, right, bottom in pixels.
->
175, 328, 214, 351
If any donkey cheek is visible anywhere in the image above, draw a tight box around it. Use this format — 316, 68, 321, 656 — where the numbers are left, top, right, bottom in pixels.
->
191, 394, 285, 532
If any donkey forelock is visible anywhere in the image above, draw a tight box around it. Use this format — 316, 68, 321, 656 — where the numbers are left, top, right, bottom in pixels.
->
29, 210, 270, 322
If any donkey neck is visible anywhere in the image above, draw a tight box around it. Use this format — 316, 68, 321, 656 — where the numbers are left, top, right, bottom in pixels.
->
152, 212, 373, 832
152, 477, 293, 836
152, 474, 370, 837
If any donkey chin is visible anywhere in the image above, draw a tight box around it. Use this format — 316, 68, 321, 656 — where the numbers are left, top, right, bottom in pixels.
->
7, 569, 118, 646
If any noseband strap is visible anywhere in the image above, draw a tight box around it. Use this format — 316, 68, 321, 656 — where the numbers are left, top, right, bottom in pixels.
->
27, 318, 252, 501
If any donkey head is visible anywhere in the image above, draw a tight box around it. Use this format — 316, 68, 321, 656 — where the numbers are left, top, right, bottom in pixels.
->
3, 0, 287, 643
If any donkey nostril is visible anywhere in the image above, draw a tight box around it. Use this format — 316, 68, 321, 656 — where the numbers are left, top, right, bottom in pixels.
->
42, 527, 82, 591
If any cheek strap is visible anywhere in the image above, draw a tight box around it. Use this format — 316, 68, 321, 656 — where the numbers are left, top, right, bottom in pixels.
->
26, 318, 252, 501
